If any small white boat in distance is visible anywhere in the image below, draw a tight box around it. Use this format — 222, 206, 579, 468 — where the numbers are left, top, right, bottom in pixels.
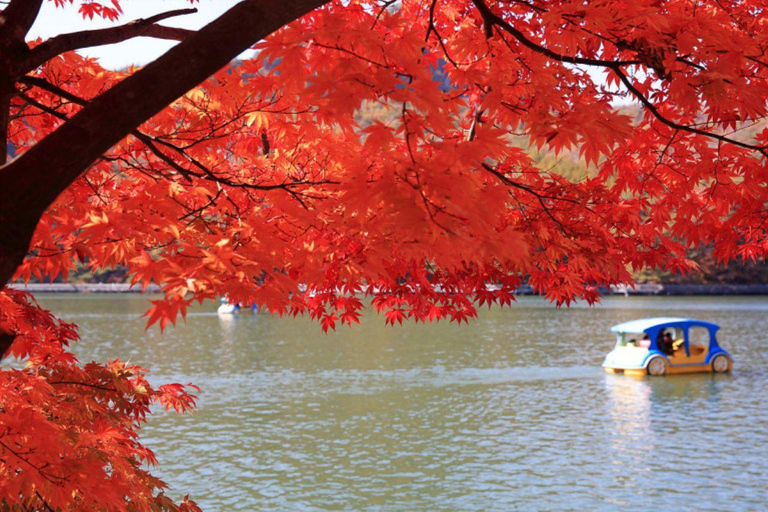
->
217, 297, 240, 315
217, 297, 259, 315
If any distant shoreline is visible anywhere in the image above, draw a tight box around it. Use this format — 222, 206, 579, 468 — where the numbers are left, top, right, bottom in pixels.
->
9, 282, 768, 296
9, 283, 161, 293
605, 283, 768, 296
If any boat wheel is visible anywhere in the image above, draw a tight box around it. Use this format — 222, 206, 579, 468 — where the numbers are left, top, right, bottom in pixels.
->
712, 354, 731, 373
647, 357, 668, 376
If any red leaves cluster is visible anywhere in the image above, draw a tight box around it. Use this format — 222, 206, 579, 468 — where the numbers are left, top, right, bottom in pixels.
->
52, 0, 198, 21
52, 0, 123, 21
6, 0, 768, 505
12, 1, 768, 325
0, 290, 199, 510
19, 0, 768, 328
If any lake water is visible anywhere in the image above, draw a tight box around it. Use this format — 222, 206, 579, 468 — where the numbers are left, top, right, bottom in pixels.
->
35, 294, 768, 510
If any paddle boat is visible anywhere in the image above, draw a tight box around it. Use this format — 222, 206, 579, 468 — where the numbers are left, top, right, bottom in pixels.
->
217, 298, 240, 315
217, 297, 258, 316
603, 317, 732, 376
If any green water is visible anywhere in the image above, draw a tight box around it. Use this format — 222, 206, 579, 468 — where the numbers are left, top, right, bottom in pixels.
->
35, 295, 768, 510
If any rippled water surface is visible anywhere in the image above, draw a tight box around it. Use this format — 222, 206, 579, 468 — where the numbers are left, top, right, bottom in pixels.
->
37, 295, 768, 510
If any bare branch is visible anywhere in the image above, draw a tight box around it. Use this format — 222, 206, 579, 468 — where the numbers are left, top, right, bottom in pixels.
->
22, 8, 198, 72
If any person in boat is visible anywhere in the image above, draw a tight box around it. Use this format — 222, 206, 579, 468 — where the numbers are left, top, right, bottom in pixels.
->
658, 331, 675, 355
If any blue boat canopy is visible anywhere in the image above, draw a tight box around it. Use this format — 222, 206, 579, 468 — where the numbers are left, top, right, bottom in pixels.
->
610, 317, 720, 333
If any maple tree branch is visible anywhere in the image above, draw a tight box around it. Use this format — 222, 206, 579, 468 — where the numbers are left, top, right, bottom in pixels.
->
135, 135, 199, 182
479, 0, 705, 77
481, 162, 575, 236
470, 0, 641, 67
0, 438, 67, 485
0, 331, 13, 359
0, 0, 43, 42
16, 81, 187, 186
261, 131, 271, 155
711, 0, 753, 37
35, 492, 56, 512
0, 80, 10, 165
15, 89, 190, 186
371, 0, 397, 29
0, 1, 41, 150
141, 24, 197, 42
0, 0, 330, 359
611, 67, 768, 156
17, 75, 83, 104
143, 132, 339, 194
178, 186, 224, 222
49, 380, 117, 392
469, 0, 768, 158
22, 8, 198, 73
17, 78, 333, 196
425, 0, 462, 69
19, 88, 180, 182
311, 42, 391, 69
503, 0, 546, 13
0, 0, 330, 292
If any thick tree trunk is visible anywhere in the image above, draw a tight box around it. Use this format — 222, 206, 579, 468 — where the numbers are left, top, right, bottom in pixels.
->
0, 0, 44, 45
0, 332, 13, 358
0, 0, 330, 359
0, 79, 10, 166
1, 0, 51, 358
0, 79, 25, 359
0, 2, 25, 357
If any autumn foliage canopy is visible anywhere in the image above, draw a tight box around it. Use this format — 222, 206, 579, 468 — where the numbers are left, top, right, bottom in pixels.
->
2, 0, 768, 507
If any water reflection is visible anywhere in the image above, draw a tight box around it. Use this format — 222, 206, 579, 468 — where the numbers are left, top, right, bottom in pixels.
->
217, 313, 238, 335
606, 374, 654, 446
